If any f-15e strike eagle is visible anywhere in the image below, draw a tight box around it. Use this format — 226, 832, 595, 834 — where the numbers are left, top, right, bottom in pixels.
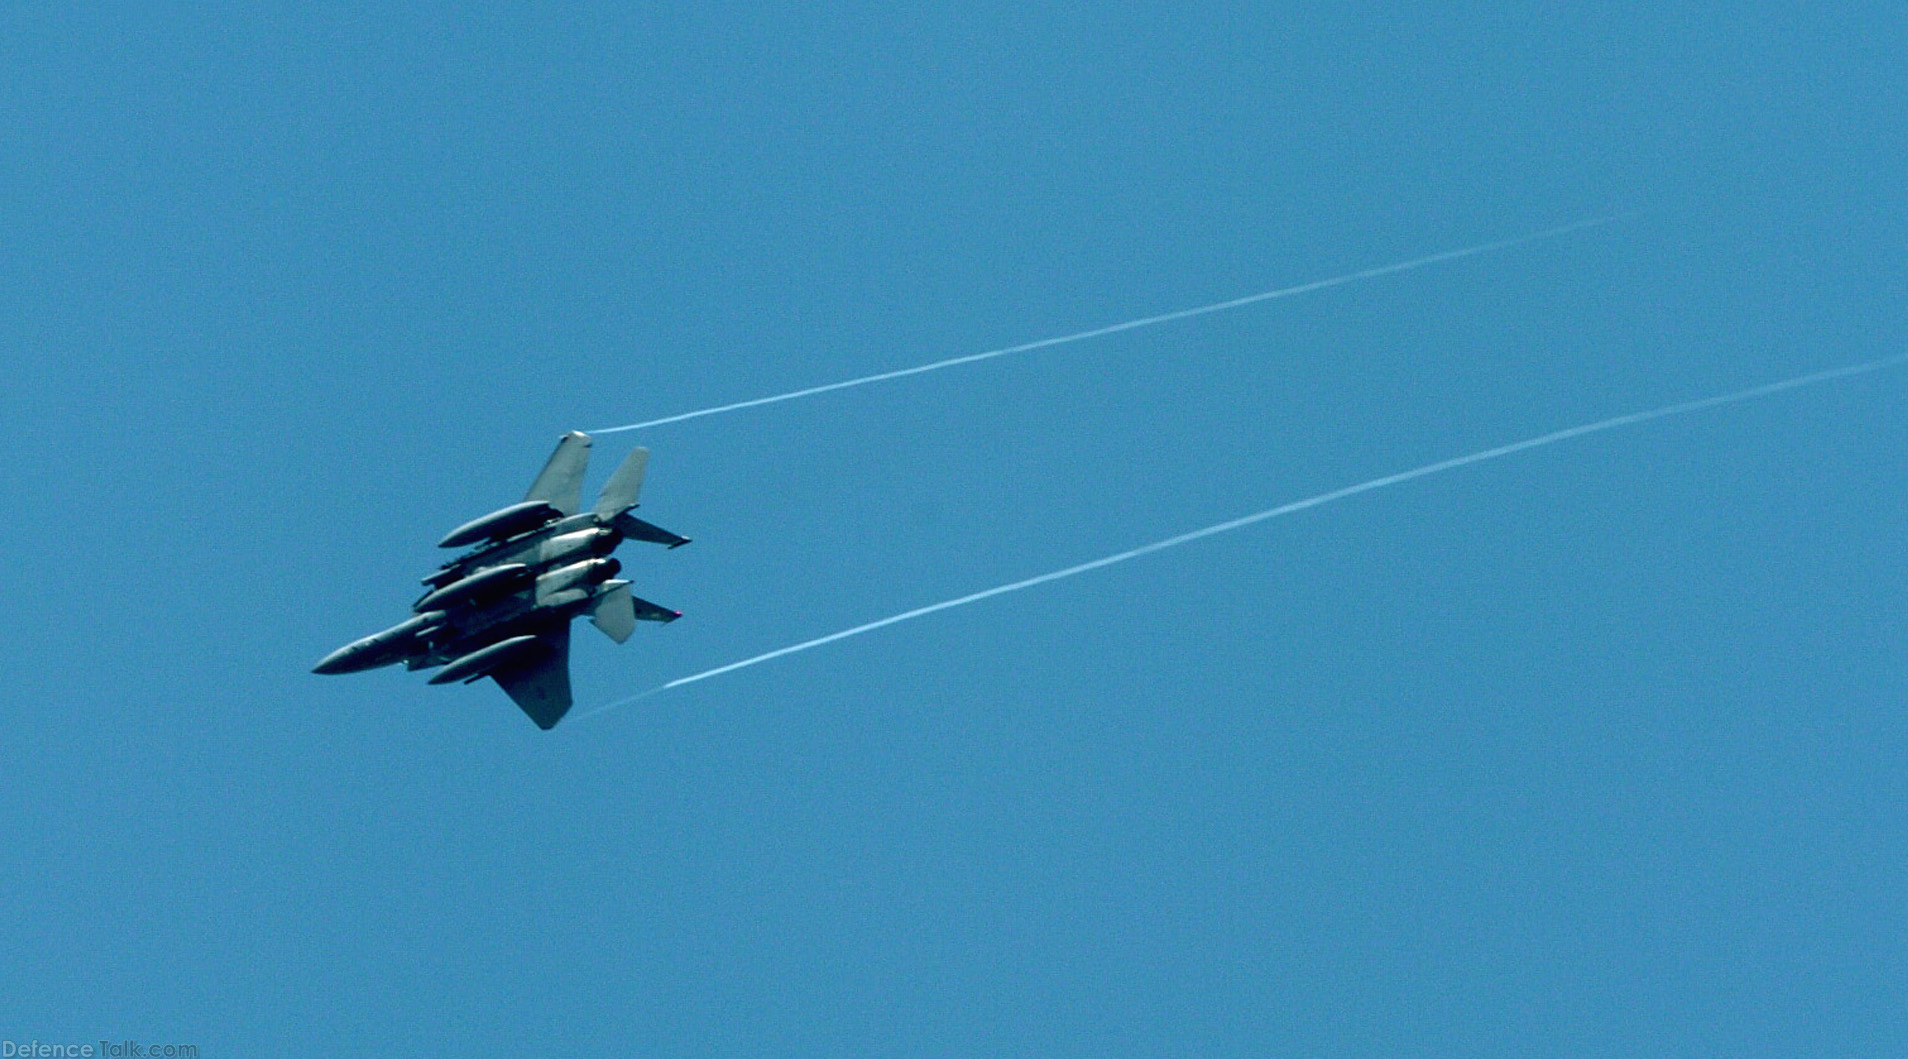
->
312, 432, 689, 729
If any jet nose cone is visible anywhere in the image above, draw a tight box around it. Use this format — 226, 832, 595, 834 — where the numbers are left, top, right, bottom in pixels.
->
312, 644, 359, 675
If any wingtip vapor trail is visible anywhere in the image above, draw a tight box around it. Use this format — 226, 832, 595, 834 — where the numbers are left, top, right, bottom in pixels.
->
581, 351, 1906, 721
567, 685, 668, 725
589, 215, 1627, 435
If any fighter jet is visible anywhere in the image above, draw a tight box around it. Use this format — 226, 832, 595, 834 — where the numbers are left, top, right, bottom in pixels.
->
312, 432, 689, 729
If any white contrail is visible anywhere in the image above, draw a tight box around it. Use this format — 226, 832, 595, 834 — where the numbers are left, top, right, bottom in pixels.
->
589, 216, 1623, 434
572, 351, 1907, 722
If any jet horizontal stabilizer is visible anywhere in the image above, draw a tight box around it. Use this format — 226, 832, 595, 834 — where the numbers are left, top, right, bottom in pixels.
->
630, 594, 683, 624
590, 583, 637, 643
612, 511, 691, 549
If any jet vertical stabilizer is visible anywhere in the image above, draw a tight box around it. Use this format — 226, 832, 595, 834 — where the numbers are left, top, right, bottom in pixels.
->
525, 431, 592, 516
591, 583, 638, 643
594, 446, 649, 517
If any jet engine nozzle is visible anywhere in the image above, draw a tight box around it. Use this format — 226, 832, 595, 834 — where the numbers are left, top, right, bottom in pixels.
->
537, 527, 617, 567
534, 557, 622, 600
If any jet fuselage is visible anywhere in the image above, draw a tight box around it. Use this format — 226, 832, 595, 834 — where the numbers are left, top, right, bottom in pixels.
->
312, 432, 687, 728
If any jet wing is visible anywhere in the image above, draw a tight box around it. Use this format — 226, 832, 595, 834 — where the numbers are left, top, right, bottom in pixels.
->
491, 625, 574, 729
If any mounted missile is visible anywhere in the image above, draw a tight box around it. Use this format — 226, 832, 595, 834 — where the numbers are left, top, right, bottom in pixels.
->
428, 635, 546, 685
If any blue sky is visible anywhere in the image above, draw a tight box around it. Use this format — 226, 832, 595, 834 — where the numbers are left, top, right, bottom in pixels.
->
2, 3, 1903, 1055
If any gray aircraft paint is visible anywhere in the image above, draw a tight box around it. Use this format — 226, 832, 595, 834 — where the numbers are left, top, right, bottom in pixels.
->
315, 434, 687, 728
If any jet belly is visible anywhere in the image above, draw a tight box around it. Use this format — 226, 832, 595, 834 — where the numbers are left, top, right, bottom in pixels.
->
415, 573, 616, 669
425, 594, 538, 658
